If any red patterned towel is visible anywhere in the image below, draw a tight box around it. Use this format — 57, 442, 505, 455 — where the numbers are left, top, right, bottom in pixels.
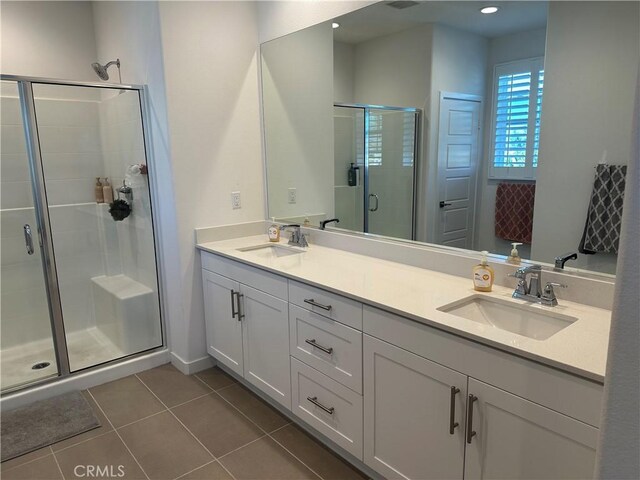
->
495, 182, 536, 244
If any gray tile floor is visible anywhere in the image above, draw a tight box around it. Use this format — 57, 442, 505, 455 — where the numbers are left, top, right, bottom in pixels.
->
1, 364, 368, 480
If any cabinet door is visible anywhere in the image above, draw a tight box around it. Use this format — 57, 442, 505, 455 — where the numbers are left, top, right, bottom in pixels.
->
241, 284, 291, 409
202, 270, 243, 376
464, 378, 598, 480
364, 335, 467, 479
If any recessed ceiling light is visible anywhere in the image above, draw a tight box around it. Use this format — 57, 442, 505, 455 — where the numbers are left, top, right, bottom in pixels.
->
332, 22, 340, 29
480, 6, 499, 14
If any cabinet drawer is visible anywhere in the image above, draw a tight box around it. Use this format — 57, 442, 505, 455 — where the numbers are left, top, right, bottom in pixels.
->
201, 251, 288, 300
289, 305, 362, 393
289, 281, 362, 330
291, 357, 363, 460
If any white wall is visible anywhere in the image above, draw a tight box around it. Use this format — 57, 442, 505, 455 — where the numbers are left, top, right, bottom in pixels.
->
0, 1, 97, 81
263, 22, 334, 222
257, 0, 376, 44
333, 41, 355, 103
474, 28, 546, 259
531, 1, 639, 272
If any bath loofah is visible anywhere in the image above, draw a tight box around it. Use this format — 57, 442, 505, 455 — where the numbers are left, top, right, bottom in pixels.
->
109, 199, 131, 221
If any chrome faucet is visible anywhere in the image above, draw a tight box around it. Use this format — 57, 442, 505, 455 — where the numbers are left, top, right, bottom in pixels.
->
510, 264, 567, 306
280, 224, 308, 248
554, 252, 578, 270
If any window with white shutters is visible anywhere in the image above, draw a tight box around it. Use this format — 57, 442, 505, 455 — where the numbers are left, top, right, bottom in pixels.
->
490, 57, 544, 179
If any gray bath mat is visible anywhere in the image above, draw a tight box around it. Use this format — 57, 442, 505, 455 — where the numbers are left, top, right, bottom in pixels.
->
1, 391, 100, 462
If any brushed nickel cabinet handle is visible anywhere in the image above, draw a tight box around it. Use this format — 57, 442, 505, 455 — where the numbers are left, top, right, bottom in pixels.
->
303, 298, 332, 311
466, 394, 478, 444
307, 396, 335, 415
236, 292, 245, 320
230, 289, 238, 319
305, 339, 333, 354
449, 386, 460, 434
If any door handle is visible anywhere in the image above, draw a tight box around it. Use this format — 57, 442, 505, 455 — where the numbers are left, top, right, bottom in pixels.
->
368, 193, 379, 212
439, 201, 452, 208
449, 386, 460, 434
466, 394, 478, 444
24, 224, 35, 255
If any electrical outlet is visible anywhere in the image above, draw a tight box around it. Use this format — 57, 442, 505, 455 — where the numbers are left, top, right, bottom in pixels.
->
231, 191, 241, 209
288, 188, 297, 204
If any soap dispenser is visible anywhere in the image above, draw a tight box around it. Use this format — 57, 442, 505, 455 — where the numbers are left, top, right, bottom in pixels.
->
473, 251, 494, 292
507, 242, 523, 265
268, 218, 280, 242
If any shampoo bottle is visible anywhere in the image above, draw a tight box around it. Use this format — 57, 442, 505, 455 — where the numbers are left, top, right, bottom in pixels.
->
473, 251, 494, 292
102, 177, 114, 204
95, 177, 104, 204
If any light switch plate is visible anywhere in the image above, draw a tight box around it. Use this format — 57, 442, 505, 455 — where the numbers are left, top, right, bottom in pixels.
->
231, 191, 241, 209
288, 188, 297, 204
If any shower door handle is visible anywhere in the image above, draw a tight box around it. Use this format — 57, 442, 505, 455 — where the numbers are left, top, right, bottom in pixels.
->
24, 224, 35, 255
368, 193, 379, 212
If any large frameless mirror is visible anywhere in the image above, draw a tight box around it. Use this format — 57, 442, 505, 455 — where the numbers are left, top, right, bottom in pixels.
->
261, 0, 639, 277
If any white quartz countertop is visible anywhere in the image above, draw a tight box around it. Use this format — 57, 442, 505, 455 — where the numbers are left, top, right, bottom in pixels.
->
197, 235, 611, 383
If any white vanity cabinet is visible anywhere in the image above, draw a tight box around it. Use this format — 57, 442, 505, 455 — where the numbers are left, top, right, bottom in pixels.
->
363, 335, 467, 479
200, 249, 603, 480
363, 306, 602, 480
201, 252, 291, 409
464, 378, 598, 480
202, 270, 244, 376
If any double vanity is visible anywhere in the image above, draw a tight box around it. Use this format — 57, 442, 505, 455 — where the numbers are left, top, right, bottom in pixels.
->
197, 228, 610, 479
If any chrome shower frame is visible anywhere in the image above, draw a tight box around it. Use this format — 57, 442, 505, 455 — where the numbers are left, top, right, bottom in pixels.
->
0, 74, 167, 395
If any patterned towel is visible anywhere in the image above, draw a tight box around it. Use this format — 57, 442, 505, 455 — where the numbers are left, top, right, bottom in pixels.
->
579, 164, 627, 254
494, 182, 536, 244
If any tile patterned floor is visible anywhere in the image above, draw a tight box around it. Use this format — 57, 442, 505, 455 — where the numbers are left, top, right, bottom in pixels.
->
1, 365, 368, 480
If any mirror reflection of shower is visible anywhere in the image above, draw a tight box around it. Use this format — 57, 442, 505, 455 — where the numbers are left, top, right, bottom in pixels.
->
334, 104, 419, 240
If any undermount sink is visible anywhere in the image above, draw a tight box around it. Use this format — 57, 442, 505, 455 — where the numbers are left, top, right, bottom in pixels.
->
437, 295, 577, 341
236, 243, 305, 259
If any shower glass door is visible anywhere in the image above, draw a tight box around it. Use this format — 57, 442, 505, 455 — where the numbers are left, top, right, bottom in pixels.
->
334, 104, 419, 241
30, 82, 163, 373
1, 80, 59, 390
366, 108, 418, 240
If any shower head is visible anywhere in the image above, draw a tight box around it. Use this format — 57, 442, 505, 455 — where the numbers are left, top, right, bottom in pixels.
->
91, 59, 120, 81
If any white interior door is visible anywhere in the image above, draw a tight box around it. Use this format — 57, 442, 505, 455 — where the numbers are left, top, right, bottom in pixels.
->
436, 93, 482, 249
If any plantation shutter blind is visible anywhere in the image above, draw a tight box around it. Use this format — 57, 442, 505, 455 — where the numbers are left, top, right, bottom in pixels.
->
489, 57, 544, 180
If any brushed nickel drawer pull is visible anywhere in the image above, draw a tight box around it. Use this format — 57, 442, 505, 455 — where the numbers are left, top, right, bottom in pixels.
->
449, 386, 460, 434
307, 396, 335, 415
305, 339, 333, 354
304, 298, 332, 311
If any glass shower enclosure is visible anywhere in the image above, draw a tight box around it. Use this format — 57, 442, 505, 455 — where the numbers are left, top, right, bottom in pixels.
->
334, 104, 419, 241
1, 76, 163, 393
